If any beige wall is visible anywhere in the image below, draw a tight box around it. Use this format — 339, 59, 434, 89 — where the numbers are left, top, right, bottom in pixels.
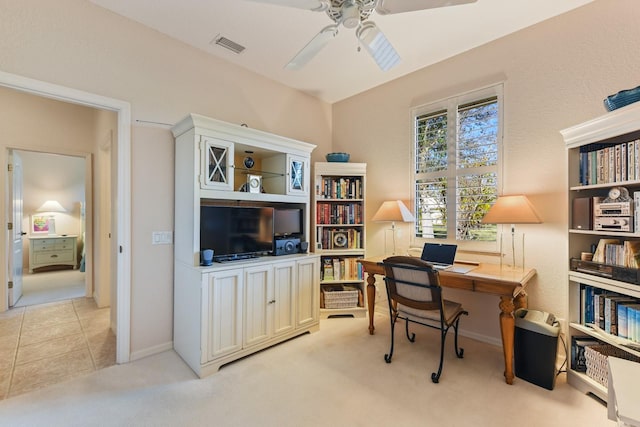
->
0, 0, 331, 357
333, 0, 640, 342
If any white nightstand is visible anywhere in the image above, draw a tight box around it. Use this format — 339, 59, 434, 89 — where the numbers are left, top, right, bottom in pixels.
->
28, 235, 78, 273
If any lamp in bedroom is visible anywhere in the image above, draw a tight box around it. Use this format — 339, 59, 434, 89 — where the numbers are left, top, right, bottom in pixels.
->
36, 200, 66, 235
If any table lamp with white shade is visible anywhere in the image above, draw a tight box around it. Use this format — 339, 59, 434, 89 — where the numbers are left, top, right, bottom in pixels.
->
36, 200, 66, 236
372, 200, 415, 255
481, 194, 542, 270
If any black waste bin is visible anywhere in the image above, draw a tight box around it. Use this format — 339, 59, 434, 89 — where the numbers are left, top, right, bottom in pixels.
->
514, 308, 560, 390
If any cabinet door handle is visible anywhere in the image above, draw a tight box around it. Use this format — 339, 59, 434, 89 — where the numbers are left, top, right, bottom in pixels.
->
51, 254, 58, 258
268, 299, 276, 304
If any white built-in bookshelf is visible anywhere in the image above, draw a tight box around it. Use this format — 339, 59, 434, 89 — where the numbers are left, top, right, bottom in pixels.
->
313, 162, 367, 319
562, 102, 640, 401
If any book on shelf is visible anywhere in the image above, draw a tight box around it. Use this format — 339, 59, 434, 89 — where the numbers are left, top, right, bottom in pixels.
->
580, 284, 640, 342
322, 258, 334, 281
592, 238, 620, 264
332, 258, 342, 281
321, 257, 363, 281
581, 284, 600, 324
582, 238, 640, 269
318, 177, 362, 200
617, 302, 638, 340
604, 296, 636, 335
635, 191, 640, 234
578, 139, 640, 185
316, 202, 362, 225
627, 304, 640, 343
594, 292, 612, 329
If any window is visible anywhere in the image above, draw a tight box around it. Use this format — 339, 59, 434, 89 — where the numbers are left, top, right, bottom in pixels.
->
413, 85, 502, 243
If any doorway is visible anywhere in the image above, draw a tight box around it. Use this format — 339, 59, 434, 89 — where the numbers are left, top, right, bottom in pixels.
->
13, 150, 88, 308
0, 70, 131, 364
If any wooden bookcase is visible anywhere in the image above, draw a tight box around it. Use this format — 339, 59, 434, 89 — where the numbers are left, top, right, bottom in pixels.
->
561, 103, 640, 401
313, 162, 367, 318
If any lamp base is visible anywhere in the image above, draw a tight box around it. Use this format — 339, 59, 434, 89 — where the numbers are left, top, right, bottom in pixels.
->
499, 232, 525, 271
383, 228, 397, 256
47, 216, 57, 236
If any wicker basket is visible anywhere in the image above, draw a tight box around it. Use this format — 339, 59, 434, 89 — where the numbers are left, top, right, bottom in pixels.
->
323, 289, 359, 309
585, 344, 640, 387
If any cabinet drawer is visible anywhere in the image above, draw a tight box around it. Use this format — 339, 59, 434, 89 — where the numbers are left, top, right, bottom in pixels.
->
32, 240, 56, 251
34, 250, 74, 264
32, 239, 75, 252
54, 242, 74, 250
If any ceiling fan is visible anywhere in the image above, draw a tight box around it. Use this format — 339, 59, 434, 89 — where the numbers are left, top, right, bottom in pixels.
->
246, 0, 477, 71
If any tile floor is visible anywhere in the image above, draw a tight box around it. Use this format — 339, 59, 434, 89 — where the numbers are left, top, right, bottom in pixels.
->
0, 298, 116, 399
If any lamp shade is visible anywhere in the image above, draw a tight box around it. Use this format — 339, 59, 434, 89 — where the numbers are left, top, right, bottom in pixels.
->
481, 195, 541, 224
36, 200, 66, 213
372, 200, 415, 223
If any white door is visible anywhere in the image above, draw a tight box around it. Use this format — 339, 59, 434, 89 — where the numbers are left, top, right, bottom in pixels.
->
8, 150, 24, 306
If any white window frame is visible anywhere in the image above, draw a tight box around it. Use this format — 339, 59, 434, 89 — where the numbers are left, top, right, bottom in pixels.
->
411, 83, 504, 251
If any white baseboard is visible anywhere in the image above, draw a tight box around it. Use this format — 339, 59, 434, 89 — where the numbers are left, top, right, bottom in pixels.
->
129, 341, 174, 362
459, 329, 502, 348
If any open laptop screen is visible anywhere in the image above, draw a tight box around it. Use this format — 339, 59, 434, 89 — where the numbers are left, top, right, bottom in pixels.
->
420, 243, 457, 266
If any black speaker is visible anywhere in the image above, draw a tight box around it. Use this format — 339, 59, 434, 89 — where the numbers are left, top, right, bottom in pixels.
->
274, 238, 301, 256
572, 197, 593, 230
300, 242, 309, 253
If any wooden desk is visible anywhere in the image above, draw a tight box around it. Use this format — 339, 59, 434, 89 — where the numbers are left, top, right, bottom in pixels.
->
357, 256, 536, 385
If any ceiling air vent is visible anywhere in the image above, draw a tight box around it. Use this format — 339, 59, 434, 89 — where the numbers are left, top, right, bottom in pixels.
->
212, 35, 245, 54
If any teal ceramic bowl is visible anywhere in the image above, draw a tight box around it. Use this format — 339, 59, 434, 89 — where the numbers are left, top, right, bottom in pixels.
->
326, 152, 350, 162
604, 86, 640, 111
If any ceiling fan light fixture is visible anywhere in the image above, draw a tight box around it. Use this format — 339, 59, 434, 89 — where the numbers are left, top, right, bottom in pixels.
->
356, 22, 400, 71
341, 2, 360, 29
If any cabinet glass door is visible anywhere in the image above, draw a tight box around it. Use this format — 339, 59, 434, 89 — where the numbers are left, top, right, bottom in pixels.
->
287, 155, 307, 195
201, 137, 234, 191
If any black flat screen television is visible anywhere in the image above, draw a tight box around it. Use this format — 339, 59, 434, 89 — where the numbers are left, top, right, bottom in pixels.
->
274, 208, 303, 237
200, 206, 274, 261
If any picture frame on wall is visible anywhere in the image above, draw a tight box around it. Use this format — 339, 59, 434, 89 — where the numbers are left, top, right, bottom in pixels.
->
32, 215, 49, 234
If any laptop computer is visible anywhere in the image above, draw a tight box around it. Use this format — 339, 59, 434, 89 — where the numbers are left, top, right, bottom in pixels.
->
420, 243, 458, 270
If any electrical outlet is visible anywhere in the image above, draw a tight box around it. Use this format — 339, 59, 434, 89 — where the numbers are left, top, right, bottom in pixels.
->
556, 318, 567, 335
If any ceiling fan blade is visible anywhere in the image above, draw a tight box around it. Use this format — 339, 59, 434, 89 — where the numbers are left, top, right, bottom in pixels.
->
244, 0, 327, 12
376, 0, 477, 15
285, 25, 338, 70
356, 22, 400, 72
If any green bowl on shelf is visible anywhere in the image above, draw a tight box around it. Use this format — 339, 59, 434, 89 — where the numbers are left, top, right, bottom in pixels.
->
326, 152, 350, 162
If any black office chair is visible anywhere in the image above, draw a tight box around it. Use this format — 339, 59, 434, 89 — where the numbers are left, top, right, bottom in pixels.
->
382, 256, 468, 383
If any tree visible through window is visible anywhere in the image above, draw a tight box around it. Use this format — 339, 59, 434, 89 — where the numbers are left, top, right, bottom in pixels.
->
414, 86, 502, 242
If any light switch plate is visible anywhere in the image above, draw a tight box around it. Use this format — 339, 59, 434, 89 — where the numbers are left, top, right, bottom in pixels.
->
152, 231, 173, 245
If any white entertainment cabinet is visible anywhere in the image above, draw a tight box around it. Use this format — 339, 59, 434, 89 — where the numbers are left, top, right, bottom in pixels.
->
172, 113, 320, 377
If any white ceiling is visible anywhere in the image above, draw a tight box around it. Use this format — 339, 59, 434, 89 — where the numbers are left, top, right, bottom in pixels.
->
89, 0, 594, 104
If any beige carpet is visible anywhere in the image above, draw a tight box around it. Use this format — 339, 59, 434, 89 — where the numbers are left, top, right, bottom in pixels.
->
14, 270, 85, 307
0, 313, 615, 426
